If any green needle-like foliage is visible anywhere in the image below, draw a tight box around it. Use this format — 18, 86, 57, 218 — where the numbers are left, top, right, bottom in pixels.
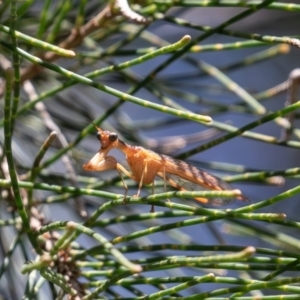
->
1, 0, 300, 299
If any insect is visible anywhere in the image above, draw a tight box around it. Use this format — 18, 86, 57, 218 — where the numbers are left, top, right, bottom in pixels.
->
83, 126, 249, 211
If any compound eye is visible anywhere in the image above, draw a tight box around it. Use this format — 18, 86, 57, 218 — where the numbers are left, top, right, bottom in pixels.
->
96, 132, 101, 141
109, 132, 118, 142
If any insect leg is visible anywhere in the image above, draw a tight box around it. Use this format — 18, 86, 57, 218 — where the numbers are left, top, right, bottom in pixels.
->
134, 160, 148, 198
161, 166, 172, 209
115, 163, 137, 204
83, 155, 117, 171
150, 182, 155, 213
83, 155, 137, 204
115, 165, 128, 204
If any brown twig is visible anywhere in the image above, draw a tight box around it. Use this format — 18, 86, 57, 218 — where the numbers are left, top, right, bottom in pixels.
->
20, 5, 112, 83
281, 68, 300, 141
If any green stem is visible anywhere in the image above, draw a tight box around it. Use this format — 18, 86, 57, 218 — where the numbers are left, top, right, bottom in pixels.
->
4, 68, 41, 254
177, 101, 300, 159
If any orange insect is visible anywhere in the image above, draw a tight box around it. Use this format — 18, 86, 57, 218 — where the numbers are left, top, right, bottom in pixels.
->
83, 126, 249, 210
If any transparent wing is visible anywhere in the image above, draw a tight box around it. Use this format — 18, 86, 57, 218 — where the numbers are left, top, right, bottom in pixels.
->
164, 173, 236, 206
143, 150, 248, 206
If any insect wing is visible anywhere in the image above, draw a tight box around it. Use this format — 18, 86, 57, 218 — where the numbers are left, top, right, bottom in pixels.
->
164, 173, 235, 206
149, 153, 246, 206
